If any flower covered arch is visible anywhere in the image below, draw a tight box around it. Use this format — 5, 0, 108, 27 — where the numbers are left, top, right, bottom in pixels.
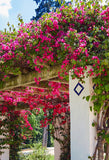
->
0, 0, 109, 159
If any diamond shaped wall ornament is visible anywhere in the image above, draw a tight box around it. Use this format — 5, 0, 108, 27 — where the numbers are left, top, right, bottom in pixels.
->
74, 82, 84, 96
93, 84, 96, 90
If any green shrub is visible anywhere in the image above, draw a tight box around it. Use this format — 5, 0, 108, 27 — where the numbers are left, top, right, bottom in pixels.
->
18, 143, 54, 160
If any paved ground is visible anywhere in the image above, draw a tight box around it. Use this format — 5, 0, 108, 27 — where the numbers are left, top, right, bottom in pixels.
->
20, 147, 54, 156
46, 147, 54, 155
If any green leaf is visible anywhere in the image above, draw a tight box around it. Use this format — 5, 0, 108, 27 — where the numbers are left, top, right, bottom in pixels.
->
92, 122, 95, 127
105, 84, 109, 92
105, 134, 109, 144
83, 96, 85, 99
86, 95, 90, 101
90, 106, 92, 112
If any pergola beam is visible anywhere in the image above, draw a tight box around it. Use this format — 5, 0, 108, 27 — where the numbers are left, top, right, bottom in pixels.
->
0, 65, 63, 91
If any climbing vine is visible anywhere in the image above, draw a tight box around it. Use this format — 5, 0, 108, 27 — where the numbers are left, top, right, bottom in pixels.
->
0, 0, 109, 159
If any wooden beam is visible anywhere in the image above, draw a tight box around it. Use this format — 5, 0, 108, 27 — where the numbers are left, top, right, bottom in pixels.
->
5, 80, 69, 93
0, 65, 63, 91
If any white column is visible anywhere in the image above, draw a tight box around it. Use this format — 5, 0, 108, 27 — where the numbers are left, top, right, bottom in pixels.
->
69, 70, 97, 160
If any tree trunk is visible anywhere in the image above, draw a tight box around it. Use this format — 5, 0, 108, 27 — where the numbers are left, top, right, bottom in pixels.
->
105, 143, 109, 160
98, 136, 104, 160
42, 126, 48, 147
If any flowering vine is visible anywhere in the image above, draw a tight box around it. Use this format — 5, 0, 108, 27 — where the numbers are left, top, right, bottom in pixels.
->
0, 0, 109, 159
